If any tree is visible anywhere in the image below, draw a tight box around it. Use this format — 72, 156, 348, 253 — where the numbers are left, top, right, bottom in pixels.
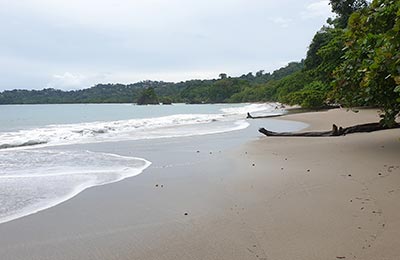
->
219, 73, 227, 79
136, 87, 159, 105
315, 28, 346, 81
256, 70, 264, 77
304, 27, 335, 71
275, 70, 313, 102
208, 78, 247, 103
333, 0, 400, 126
329, 0, 368, 28
282, 81, 328, 109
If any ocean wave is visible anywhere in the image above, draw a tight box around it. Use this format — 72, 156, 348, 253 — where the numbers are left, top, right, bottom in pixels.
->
0, 140, 48, 149
0, 150, 151, 224
0, 103, 281, 150
0, 114, 223, 149
219, 103, 279, 115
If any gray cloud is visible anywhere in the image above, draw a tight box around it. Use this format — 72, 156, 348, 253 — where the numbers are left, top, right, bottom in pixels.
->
0, 0, 332, 90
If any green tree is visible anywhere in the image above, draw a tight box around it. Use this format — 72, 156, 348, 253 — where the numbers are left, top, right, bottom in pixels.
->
283, 81, 329, 109
316, 28, 346, 81
304, 27, 335, 71
136, 87, 159, 105
275, 71, 313, 102
333, 0, 400, 126
329, 0, 368, 28
208, 78, 246, 103
255, 70, 264, 77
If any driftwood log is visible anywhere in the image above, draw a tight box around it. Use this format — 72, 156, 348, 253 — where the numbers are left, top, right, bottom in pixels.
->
247, 112, 282, 119
259, 123, 400, 137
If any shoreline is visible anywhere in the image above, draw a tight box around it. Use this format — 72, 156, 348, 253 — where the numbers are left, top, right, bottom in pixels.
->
0, 108, 399, 259
0, 103, 301, 227
0, 152, 152, 226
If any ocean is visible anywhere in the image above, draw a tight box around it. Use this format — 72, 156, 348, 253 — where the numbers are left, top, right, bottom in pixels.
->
0, 103, 305, 224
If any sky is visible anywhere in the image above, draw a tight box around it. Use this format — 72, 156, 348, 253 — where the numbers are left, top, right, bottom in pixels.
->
0, 0, 333, 91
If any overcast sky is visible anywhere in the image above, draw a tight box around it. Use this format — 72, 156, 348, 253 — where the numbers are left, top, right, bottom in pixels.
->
0, 0, 333, 91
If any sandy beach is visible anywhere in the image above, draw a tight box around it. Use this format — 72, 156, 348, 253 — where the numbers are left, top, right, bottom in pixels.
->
0, 108, 399, 260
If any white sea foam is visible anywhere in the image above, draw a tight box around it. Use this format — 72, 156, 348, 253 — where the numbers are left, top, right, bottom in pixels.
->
0, 103, 280, 150
0, 103, 281, 224
0, 150, 151, 224
220, 103, 278, 115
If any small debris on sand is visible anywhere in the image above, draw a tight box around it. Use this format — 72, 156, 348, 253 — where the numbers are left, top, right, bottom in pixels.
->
348, 174, 352, 177
155, 184, 159, 187
252, 163, 256, 167
184, 212, 188, 216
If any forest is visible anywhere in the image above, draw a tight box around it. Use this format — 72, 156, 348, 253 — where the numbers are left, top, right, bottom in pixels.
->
0, 0, 398, 125
0, 62, 304, 105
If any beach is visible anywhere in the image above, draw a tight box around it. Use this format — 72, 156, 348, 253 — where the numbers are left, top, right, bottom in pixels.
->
0, 108, 399, 260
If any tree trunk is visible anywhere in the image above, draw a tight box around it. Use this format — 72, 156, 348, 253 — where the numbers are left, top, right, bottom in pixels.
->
247, 112, 282, 119
259, 123, 400, 137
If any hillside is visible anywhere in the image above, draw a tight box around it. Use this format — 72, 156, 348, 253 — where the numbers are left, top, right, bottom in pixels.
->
0, 61, 303, 104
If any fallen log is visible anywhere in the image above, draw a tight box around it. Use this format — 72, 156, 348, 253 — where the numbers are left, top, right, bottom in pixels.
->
259, 122, 400, 137
247, 112, 282, 119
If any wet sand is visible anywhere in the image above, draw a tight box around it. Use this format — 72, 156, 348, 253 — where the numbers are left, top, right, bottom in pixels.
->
0, 108, 399, 260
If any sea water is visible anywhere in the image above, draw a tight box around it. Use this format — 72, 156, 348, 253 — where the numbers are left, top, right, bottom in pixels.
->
0, 103, 287, 224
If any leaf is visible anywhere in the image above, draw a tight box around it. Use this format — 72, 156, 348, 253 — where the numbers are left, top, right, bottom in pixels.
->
370, 63, 379, 70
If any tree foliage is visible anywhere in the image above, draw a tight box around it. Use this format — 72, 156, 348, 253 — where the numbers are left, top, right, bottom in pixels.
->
333, 0, 400, 126
0, 62, 304, 105
283, 81, 329, 109
136, 87, 159, 105
329, 0, 368, 28
304, 27, 336, 71
278, 0, 400, 119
